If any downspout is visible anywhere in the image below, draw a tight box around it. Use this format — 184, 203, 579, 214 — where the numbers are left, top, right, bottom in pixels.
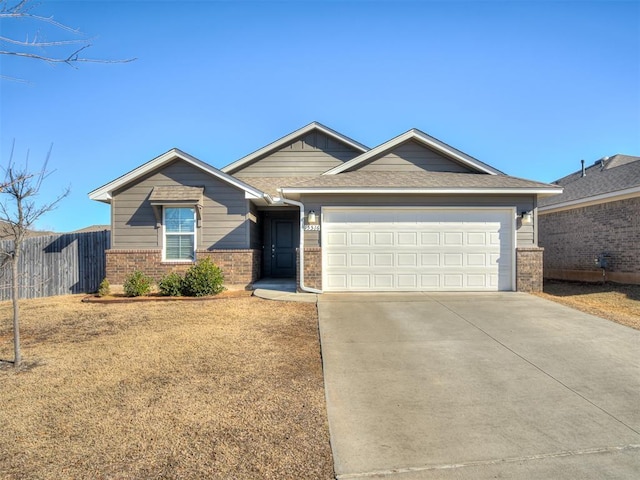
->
278, 197, 322, 294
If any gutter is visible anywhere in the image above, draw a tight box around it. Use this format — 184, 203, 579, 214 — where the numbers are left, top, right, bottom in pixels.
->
269, 194, 322, 294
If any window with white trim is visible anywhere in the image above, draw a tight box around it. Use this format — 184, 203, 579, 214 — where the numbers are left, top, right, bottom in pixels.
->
163, 207, 196, 261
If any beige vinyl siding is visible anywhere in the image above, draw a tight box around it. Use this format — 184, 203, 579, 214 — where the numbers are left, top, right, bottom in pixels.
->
112, 160, 250, 249
249, 202, 261, 249
233, 131, 361, 177
352, 140, 474, 173
299, 194, 536, 247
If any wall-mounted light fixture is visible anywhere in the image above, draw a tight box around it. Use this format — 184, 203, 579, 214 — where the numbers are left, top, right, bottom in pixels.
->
307, 210, 317, 224
521, 211, 533, 225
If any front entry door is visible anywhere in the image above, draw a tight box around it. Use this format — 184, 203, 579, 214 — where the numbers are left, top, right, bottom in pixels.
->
270, 218, 296, 277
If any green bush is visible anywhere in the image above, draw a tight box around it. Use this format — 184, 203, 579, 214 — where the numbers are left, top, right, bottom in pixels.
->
158, 272, 184, 296
123, 270, 153, 297
182, 258, 224, 297
97, 278, 111, 297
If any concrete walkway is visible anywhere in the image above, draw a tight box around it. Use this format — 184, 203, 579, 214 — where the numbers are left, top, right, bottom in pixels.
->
251, 278, 317, 303
318, 292, 640, 479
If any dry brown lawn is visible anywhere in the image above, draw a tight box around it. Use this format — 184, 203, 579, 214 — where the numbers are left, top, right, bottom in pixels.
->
0, 295, 334, 479
535, 280, 640, 330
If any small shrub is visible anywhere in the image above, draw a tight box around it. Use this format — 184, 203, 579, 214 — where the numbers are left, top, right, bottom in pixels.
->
158, 272, 184, 296
123, 270, 153, 297
96, 278, 110, 297
182, 258, 224, 297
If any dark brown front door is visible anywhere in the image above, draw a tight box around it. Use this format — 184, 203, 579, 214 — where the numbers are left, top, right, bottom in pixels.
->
269, 218, 297, 278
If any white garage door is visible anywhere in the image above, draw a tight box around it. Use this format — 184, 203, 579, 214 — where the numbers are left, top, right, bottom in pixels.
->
323, 207, 514, 292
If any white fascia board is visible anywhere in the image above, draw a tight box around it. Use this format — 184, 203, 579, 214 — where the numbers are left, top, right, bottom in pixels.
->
280, 187, 564, 196
538, 186, 640, 214
88, 148, 264, 203
220, 122, 369, 174
323, 129, 502, 176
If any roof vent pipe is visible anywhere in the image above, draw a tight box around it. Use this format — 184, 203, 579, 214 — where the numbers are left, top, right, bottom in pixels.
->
600, 156, 609, 170
581, 159, 586, 177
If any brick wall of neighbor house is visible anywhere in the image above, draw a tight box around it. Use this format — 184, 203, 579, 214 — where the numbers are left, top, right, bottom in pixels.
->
105, 249, 261, 286
539, 197, 640, 284
516, 247, 544, 292
296, 247, 322, 292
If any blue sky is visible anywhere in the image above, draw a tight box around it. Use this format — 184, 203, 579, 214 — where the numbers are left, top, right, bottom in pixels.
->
1, 0, 639, 232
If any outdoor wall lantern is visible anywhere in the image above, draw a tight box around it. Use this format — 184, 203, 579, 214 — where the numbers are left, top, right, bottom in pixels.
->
521, 211, 533, 225
307, 210, 318, 224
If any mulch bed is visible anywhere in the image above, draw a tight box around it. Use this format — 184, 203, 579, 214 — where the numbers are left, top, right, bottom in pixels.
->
83, 289, 253, 303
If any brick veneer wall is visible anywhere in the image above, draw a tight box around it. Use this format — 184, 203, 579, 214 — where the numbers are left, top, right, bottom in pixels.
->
296, 247, 322, 292
539, 197, 640, 284
106, 249, 261, 286
516, 247, 544, 292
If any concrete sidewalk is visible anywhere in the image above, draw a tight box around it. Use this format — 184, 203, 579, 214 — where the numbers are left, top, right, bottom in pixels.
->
318, 293, 640, 479
250, 278, 317, 303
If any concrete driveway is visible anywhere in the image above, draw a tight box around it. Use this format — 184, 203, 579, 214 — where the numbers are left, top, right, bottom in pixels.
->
318, 293, 640, 479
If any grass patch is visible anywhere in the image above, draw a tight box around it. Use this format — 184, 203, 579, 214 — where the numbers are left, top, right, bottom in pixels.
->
536, 280, 640, 330
0, 295, 334, 479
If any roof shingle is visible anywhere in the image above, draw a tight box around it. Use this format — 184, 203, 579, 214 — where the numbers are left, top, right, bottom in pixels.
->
240, 171, 559, 195
539, 154, 640, 207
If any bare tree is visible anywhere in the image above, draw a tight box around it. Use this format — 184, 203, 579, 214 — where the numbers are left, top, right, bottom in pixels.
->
0, 143, 69, 368
0, 0, 135, 80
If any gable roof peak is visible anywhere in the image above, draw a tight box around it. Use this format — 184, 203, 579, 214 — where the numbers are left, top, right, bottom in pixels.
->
88, 148, 263, 204
323, 128, 503, 176
221, 122, 369, 174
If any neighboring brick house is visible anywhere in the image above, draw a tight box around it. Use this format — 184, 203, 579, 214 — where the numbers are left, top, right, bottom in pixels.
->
539, 154, 640, 284
89, 122, 561, 292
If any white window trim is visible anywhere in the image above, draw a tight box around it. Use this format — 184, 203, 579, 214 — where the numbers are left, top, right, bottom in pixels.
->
162, 205, 197, 262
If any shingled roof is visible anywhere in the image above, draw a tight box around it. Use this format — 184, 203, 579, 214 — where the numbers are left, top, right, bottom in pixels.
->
539, 154, 640, 208
242, 171, 561, 197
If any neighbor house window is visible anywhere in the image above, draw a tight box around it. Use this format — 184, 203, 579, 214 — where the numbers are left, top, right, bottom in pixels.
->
164, 207, 196, 261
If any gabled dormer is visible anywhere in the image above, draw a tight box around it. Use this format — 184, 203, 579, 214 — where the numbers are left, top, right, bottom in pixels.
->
221, 122, 369, 178
323, 128, 502, 175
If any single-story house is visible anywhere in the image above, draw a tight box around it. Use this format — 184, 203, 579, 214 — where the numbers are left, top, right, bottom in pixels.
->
539, 154, 640, 284
89, 122, 561, 292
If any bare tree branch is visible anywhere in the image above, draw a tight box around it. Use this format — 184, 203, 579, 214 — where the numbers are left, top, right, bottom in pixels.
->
0, 35, 85, 47
0, 0, 136, 77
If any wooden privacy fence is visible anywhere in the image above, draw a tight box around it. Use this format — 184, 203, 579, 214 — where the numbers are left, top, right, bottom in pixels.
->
0, 230, 111, 300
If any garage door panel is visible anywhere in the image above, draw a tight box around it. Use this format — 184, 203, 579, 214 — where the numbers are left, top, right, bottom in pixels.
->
444, 274, 464, 287
323, 208, 513, 292
398, 253, 418, 267
350, 274, 370, 288
350, 232, 370, 246
327, 232, 347, 246
421, 232, 440, 245
467, 253, 487, 266
398, 232, 418, 245
444, 232, 464, 245
374, 232, 394, 245
397, 274, 418, 288
467, 274, 489, 287
327, 253, 347, 267
421, 253, 440, 266
373, 274, 393, 288
467, 232, 487, 245
420, 274, 440, 288
443, 253, 463, 266
327, 275, 347, 289
350, 253, 370, 267
373, 253, 394, 266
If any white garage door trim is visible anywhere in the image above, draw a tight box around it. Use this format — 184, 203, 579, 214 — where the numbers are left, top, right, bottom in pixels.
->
321, 206, 516, 292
